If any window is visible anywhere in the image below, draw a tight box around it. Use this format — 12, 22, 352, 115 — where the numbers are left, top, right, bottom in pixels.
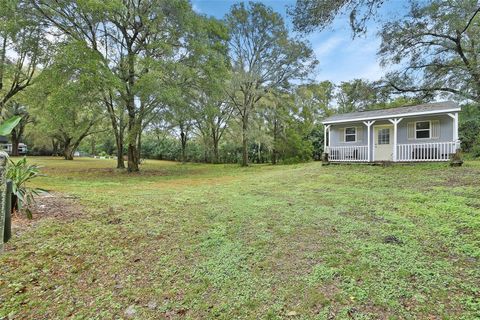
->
415, 121, 430, 139
378, 128, 390, 145
345, 127, 356, 142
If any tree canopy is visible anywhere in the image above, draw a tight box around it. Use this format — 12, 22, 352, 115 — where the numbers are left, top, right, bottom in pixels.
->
226, 2, 317, 166
0, 0, 49, 111
289, 0, 385, 35
0, 0, 479, 166
32, 0, 228, 170
379, 0, 480, 104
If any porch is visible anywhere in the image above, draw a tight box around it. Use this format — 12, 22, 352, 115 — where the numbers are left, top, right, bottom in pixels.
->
322, 102, 462, 163
327, 141, 459, 162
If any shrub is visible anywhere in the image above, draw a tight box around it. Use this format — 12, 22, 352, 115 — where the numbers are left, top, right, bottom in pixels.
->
6, 157, 46, 219
459, 118, 480, 153
472, 145, 480, 159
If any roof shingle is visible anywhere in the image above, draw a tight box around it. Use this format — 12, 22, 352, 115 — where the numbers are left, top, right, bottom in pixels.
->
322, 101, 460, 124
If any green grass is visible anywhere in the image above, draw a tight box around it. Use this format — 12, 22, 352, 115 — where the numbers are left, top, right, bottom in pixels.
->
1, 157, 479, 319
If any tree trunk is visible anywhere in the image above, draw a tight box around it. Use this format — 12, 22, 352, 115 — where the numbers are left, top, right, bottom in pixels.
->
90, 137, 96, 156
126, 50, 139, 172
62, 137, 81, 160
11, 130, 19, 157
241, 114, 248, 166
137, 130, 142, 162
60, 137, 73, 160
0, 36, 7, 112
213, 138, 219, 164
127, 140, 139, 172
272, 119, 278, 165
105, 98, 125, 169
127, 117, 140, 172
180, 130, 187, 164
52, 138, 59, 156
257, 142, 261, 164
63, 145, 74, 160
116, 133, 125, 169
211, 126, 220, 164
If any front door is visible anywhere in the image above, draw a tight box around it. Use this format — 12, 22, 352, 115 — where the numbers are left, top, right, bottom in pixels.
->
374, 125, 393, 161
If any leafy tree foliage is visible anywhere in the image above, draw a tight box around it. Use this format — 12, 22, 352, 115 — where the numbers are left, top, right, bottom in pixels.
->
12, 0, 480, 163
226, 2, 317, 166
336, 79, 379, 113
0, 0, 49, 110
190, 34, 231, 164
163, 17, 230, 164
2, 101, 33, 156
459, 104, 480, 154
379, 1, 480, 103
34, 0, 226, 171
289, 0, 385, 35
335, 79, 426, 113
31, 41, 107, 160
295, 82, 335, 118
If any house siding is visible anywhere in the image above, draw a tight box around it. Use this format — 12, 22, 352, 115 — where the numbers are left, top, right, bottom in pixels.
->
329, 115, 454, 147
329, 122, 368, 147
397, 115, 453, 144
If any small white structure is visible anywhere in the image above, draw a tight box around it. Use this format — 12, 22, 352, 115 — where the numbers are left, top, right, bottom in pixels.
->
322, 101, 461, 163
1, 143, 28, 155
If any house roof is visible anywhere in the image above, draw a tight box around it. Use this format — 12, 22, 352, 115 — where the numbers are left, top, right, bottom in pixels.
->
322, 101, 461, 124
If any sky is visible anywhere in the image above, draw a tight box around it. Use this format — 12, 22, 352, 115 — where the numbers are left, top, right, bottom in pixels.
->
190, 0, 410, 84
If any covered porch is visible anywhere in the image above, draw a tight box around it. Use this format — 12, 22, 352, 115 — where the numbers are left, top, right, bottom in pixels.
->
322, 102, 461, 163
326, 141, 459, 162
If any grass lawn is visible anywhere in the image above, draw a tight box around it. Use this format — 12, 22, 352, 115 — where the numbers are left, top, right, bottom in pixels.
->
1, 157, 479, 319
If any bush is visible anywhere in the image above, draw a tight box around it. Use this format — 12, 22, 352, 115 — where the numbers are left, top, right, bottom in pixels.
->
28, 145, 55, 156
459, 118, 480, 153
472, 144, 480, 159
6, 157, 46, 218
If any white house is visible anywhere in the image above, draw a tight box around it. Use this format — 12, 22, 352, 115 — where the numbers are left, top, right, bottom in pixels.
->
322, 101, 461, 163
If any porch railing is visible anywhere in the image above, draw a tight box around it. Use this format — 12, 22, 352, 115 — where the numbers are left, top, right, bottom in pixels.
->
328, 146, 368, 162
396, 141, 458, 162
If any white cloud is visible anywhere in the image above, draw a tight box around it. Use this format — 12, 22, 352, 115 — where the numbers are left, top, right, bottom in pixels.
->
192, 3, 202, 13
315, 61, 385, 84
310, 31, 385, 84
358, 62, 385, 80
313, 36, 345, 60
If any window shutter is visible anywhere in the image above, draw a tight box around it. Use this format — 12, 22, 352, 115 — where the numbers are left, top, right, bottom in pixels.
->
431, 120, 440, 139
407, 122, 415, 140
341, 128, 345, 142
357, 126, 363, 142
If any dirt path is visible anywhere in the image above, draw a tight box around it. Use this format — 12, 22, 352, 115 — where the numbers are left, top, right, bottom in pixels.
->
8, 193, 85, 239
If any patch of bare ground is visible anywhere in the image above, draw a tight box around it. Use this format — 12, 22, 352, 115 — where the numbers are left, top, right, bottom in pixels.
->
442, 173, 480, 187
8, 192, 85, 239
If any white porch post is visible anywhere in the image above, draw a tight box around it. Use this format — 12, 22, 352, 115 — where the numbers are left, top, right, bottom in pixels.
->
363, 121, 375, 162
324, 125, 331, 153
388, 118, 403, 162
448, 112, 459, 150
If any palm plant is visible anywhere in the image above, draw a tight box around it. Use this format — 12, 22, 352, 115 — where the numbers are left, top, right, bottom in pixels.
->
0, 116, 21, 136
6, 158, 46, 219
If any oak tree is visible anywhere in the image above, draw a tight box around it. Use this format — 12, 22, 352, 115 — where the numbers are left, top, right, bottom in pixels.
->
0, 0, 49, 111
34, 0, 210, 171
379, 0, 480, 104
226, 2, 317, 166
